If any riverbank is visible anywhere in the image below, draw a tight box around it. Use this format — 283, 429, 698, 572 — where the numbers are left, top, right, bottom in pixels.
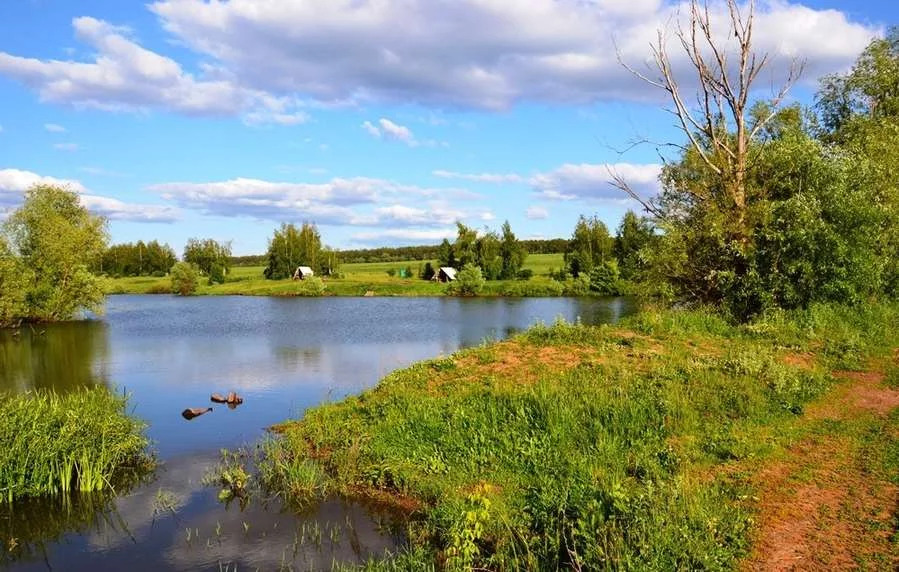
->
101, 254, 598, 297
263, 302, 899, 570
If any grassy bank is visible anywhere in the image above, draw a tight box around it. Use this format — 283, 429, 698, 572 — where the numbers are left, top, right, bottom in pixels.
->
0, 387, 152, 501
103, 254, 573, 297
262, 302, 899, 570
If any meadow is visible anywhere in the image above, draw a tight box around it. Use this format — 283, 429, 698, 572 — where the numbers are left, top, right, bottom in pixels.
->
257, 302, 899, 570
103, 253, 568, 297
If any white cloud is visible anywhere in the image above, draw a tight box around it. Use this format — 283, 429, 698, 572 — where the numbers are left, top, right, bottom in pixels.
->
531, 162, 662, 201
147, 0, 878, 109
150, 176, 481, 226
53, 142, 79, 151
432, 170, 524, 184
0, 17, 306, 124
361, 118, 441, 147
0, 168, 178, 222
351, 228, 457, 246
44, 123, 66, 133
1, 2, 875, 115
526, 205, 549, 219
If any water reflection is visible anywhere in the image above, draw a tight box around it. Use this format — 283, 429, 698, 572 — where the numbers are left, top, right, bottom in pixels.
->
1, 295, 636, 571
0, 321, 110, 394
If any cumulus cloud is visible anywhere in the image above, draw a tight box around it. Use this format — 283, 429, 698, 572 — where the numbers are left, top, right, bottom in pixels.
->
351, 228, 457, 246
0, 17, 306, 123
531, 162, 662, 201
44, 123, 66, 133
0, 168, 178, 222
147, 0, 877, 109
432, 170, 525, 184
526, 205, 549, 220
362, 118, 444, 147
0, 2, 876, 115
150, 176, 481, 227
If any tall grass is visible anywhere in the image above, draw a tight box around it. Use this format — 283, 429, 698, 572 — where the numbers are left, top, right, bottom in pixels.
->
0, 387, 151, 501
261, 301, 899, 570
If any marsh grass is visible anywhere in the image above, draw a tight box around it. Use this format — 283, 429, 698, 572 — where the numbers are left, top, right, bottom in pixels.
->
259, 301, 899, 570
0, 387, 152, 502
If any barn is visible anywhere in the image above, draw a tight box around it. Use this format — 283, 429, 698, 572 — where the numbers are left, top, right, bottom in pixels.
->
433, 267, 457, 283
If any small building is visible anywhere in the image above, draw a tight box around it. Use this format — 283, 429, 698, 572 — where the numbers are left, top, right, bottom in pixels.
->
293, 266, 315, 280
433, 267, 457, 283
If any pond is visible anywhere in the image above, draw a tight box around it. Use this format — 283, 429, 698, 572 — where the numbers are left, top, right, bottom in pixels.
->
0, 295, 636, 571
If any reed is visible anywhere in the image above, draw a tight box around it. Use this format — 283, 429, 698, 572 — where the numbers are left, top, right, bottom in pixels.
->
0, 386, 151, 501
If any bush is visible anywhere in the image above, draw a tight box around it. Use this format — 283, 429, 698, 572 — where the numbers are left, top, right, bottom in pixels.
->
447, 263, 485, 296
563, 274, 591, 296
589, 259, 621, 295
170, 262, 198, 296
295, 276, 326, 297
516, 269, 534, 281
420, 262, 436, 281
208, 263, 225, 285
500, 280, 564, 297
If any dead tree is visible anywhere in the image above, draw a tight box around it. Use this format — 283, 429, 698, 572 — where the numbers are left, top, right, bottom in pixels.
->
612, 0, 804, 243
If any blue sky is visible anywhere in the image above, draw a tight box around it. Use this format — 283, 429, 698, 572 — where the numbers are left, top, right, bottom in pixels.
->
0, 1, 893, 255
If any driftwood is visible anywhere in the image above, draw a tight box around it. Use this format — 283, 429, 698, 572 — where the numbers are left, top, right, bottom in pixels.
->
182, 407, 213, 420
211, 392, 243, 406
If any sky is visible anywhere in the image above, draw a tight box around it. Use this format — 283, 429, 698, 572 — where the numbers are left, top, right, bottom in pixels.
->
0, 1, 894, 255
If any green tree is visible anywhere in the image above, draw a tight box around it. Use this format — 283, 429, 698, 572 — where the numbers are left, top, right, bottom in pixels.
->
184, 238, 231, 276
437, 239, 456, 269
476, 230, 502, 280
499, 221, 527, 280
452, 223, 478, 268
420, 262, 436, 280
564, 215, 614, 278
2, 185, 107, 324
263, 223, 323, 279
589, 260, 621, 295
614, 211, 654, 280
170, 262, 198, 295
0, 236, 30, 325
447, 263, 485, 296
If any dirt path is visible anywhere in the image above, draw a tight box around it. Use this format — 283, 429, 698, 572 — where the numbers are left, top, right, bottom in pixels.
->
742, 368, 899, 571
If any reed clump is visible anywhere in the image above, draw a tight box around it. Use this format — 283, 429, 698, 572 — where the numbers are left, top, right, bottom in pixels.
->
0, 387, 151, 501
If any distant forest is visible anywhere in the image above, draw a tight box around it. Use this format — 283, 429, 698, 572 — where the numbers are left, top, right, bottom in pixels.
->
229, 238, 570, 266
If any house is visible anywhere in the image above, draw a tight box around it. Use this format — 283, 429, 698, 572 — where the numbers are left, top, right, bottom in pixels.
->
293, 266, 315, 280
433, 267, 457, 283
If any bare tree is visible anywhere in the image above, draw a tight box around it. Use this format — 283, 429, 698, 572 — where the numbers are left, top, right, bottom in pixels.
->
611, 0, 804, 241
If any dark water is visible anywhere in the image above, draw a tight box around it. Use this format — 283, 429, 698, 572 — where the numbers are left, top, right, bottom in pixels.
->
0, 295, 635, 571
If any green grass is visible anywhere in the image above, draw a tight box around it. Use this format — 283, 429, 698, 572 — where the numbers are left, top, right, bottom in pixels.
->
259, 301, 899, 570
0, 387, 152, 501
103, 254, 572, 297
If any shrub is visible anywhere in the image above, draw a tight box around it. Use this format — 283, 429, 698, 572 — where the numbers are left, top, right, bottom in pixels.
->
516, 269, 534, 281
447, 264, 485, 296
589, 259, 621, 295
207, 263, 225, 285
169, 262, 198, 296
295, 276, 326, 297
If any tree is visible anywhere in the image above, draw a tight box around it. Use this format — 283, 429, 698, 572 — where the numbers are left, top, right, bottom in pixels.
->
452, 223, 478, 268
614, 211, 654, 280
614, 0, 803, 245
420, 262, 436, 280
564, 215, 614, 278
589, 260, 621, 295
170, 262, 198, 295
2, 185, 107, 324
263, 223, 324, 279
437, 239, 456, 269
476, 230, 502, 280
447, 263, 485, 296
184, 238, 231, 276
499, 221, 527, 280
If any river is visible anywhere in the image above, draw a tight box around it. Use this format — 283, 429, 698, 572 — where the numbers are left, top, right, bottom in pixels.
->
0, 295, 635, 571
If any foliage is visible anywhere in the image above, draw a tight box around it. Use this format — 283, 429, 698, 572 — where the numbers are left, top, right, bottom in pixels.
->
499, 220, 527, 279
1, 185, 107, 326
169, 261, 198, 295
0, 387, 151, 501
446, 221, 527, 281
261, 301, 899, 569
420, 262, 436, 281
207, 262, 225, 285
100, 240, 176, 277
614, 211, 655, 280
588, 259, 621, 295
516, 269, 533, 281
183, 238, 231, 277
446, 263, 484, 296
295, 276, 326, 297
437, 239, 456, 269
564, 215, 614, 278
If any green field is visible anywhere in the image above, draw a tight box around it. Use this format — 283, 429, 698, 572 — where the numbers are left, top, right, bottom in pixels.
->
104, 253, 567, 297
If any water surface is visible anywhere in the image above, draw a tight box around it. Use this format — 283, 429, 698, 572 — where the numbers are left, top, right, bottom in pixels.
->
0, 295, 635, 570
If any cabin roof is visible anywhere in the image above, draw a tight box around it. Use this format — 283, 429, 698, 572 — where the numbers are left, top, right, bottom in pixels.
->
439, 267, 457, 280
296, 266, 314, 274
